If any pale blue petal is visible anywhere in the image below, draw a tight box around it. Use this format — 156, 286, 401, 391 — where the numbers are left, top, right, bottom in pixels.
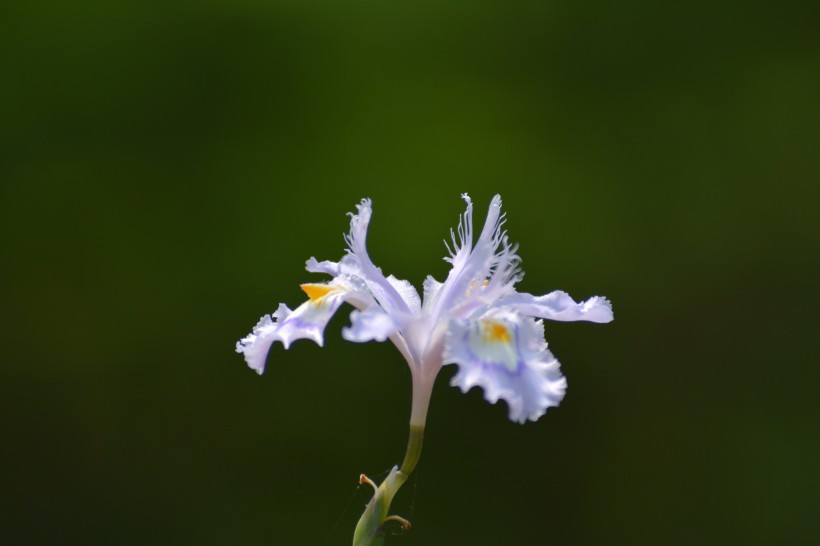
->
305, 257, 340, 276
275, 294, 346, 348
342, 199, 414, 317
342, 307, 398, 343
421, 275, 443, 312
495, 291, 613, 323
387, 275, 421, 314
235, 313, 280, 374
430, 195, 521, 322
443, 309, 566, 423
235, 285, 348, 373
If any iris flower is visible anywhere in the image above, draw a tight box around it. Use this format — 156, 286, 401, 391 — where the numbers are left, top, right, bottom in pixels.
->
236, 194, 613, 544
237, 194, 612, 422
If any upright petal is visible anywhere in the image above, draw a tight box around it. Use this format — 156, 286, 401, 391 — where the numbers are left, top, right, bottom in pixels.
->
421, 195, 473, 315
387, 275, 421, 314
343, 199, 413, 317
431, 195, 521, 323
421, 275, 443, 312
443, 308, 566, 423
495, 291, 614, 323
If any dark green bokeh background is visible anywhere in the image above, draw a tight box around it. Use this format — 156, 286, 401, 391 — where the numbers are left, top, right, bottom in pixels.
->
2, 2, 819, 544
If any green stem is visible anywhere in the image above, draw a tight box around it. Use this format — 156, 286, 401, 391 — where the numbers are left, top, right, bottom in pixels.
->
400, 424, 424, 475
352, 375, 433, 546
350, 464, 410, 546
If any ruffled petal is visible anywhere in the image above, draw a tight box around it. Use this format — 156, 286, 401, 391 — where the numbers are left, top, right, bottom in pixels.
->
443, 308, 566, 423
235, 283, 348, 373
342, 307, 398, 343
234, 313, 280, 374
276, 284, 348, 347
495, 290, 613, 323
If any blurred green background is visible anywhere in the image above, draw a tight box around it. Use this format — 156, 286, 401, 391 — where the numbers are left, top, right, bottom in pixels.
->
2, 1, 819, 544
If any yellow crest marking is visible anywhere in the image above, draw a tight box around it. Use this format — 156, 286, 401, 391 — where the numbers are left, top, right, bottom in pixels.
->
300, 283, 335, 302
482, 320, 511, 344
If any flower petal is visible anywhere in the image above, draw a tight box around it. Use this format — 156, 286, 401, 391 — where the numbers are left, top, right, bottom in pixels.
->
387, 275, 421, 313
495, 291, 613, 323
443, 309, 566, 423
430, 195, 522, 322
305, 257, 340, 276
342, 307, 398, 342
235, 283, 348, 373
343, 199, 414, 317
421, 275, 443, 312
235, 312, 280, 374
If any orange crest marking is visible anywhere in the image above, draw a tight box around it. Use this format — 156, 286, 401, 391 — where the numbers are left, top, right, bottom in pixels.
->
300, 283, 335, 302
482, 320, 511, 343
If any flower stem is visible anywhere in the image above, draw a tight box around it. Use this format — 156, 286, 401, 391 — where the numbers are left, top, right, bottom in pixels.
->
400, 423, 424, 475
352, 375, 433, 546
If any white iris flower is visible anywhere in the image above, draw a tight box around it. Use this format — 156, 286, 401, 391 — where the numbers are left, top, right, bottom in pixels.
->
237, 194, 613, 424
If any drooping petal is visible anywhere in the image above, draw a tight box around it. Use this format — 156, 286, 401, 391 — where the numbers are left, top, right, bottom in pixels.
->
343, 199, 414, 317
443, 308, 566, 423
277, 284, 349, 347
234, 312, 280, 374
495, 291, 614, 323
342, 307, 398, 342
235, 283, 349, 373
